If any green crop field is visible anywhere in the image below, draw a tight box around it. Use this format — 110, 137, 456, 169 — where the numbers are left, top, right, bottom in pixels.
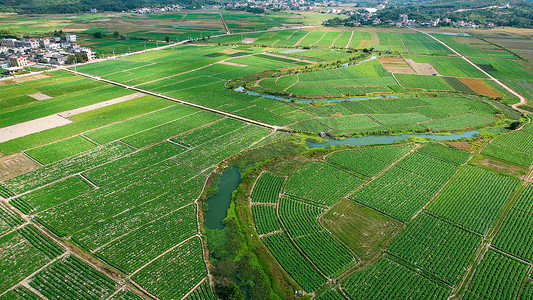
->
0, 18, 532, 300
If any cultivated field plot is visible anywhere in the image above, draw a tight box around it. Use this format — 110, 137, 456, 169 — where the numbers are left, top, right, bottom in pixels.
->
0, 69, 270, 297
482, 123, 533, 168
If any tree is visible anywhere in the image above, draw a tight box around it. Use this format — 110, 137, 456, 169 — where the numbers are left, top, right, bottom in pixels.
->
113, 31, 119, 39
165, 35, 170, 43
93, 32, 103, 38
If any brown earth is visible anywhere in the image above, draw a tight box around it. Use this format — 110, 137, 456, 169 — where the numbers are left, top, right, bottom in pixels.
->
459, 78, 502, 98
0, 153, 41, 181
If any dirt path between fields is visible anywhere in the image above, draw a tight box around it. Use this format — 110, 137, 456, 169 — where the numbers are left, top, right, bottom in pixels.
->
262, 52, 318, 64
412, 28, 528, 113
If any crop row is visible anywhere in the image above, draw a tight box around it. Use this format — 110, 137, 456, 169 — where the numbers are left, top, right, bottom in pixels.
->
284, 161, 364, 206
350, 165, 443, 222
492, 186, 533, 262
279, 195, 325, 237
185, 280, 217, 300
250, 173, 285, 204
294, 231, 355, 277
174, 125, 271, 170
29, 255, 117, 299
12, 176, 92, 215
326, 144, 415, 177
341, 255, 450, 300
393, 152, 458, 184
36, 160, 197, 237
0, 231, 50, 294
18, 225, 64, 259
74, 171, 208, 250
387, 213, 481, 285
464, 250, 529, 300
252, 205, 281, 235
261, 232, 325, 292
0, 202, 24, 235
427, 165, 519, 235
95, 204, 197, 274
5, 142, 134, 193
418, 143, 470, 165
131, 237, 207, 300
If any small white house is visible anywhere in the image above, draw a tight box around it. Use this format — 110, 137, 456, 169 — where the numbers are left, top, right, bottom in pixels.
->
65, 35, 77, 43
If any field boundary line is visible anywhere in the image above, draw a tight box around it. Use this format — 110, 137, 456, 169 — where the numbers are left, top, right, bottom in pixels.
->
129, 234, 200, 277
330, 32, 342, 48
294, 31, 310, 46
62, 69, 283, 130
180, 276, 208, 300
80, 133, 102, 146
411, 150, 476, 221
345, 143, 421, 199
312, 32, 327, 47
391, 72, 403, 87
0, 241, 68, 298
449, 182, 525, 299
219, 11, 230, 34
346, 31, 354, 48
78, 173, 99, 189
91, 203, 194, 253
20, 151, 43, 167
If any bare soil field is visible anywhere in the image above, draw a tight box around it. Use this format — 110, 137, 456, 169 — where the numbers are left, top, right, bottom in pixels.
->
404, 58, 440, 76
58, 92, 145, 118
379, 56, 415, 74
28, 92, 52, 101
0, 115, 72, 143
0, 153, 41, 181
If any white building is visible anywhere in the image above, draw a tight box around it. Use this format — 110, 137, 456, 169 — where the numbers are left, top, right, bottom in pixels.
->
65, 35, 77, 43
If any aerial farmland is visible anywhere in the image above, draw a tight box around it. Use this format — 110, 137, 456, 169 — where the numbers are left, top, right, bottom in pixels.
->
0, 7, 532, 300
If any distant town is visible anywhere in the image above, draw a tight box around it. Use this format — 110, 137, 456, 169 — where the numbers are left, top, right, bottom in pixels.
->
0, 35, 96, 74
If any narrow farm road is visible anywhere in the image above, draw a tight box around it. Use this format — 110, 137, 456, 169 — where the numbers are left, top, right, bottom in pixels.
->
411, 28, 528, 113
62, 68, 284, 131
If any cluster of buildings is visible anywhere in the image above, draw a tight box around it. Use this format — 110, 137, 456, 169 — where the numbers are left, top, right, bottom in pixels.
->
224, 0, 339, 11
0, 35, 96, 73
133, 4, 182, 14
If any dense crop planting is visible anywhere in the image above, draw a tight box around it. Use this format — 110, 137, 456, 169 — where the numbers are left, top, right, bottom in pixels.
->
279, 195, 325, 237
261, 232, 325, 292
492, 186, 533, 262
387, 213, 481, 285
0, 231, 50, 293
11, 176, 92, 214
0, 202, 24, 235
418, 143, 471, 165
294, 231, 355, 277
464, 250, 529, 300
96, 204, 197, 273
284, 161, 364, 206
427, 165, 519, 234
36, 161, 197, 236
29, 255, 117, 299
251, 204, 281, 235
185, 280, 217, 300
18, 226, 64, 259
341, 256, 450, 299
24, 136, 97, 165
482, 129, 533, 167
132, 237, 207, 300
326, 144, 415, 177
251, 172, 285, 203
83, 142, 184, 187
5, 142, 134, 193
